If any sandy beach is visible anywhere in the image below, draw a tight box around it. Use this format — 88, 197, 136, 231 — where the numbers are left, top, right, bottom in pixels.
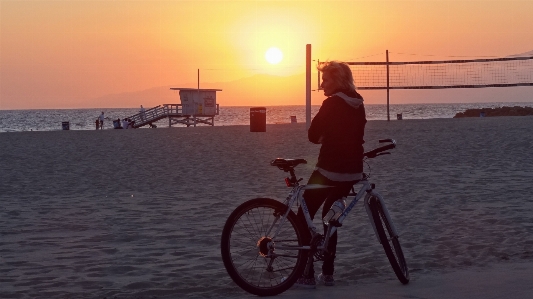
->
1, 116, 532, 299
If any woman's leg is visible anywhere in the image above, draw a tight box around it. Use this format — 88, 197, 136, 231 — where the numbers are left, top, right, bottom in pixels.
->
297, 170, 331, 278
297, 171, 356, 278
321, 181, 356, 276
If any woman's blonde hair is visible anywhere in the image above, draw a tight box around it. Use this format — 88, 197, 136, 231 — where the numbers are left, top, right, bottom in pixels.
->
317, 61, 356, 92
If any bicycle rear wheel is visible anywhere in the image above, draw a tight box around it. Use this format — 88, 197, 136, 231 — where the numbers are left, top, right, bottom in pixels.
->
370, 197, 410, 284
221, 198, 308, 296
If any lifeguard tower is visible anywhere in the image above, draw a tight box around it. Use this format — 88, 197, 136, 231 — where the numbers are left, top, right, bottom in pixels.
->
121, 88, 221, 128
167, 88, 221, 127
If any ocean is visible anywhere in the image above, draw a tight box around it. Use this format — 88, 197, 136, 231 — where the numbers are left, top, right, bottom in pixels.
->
0, 102, 531, 132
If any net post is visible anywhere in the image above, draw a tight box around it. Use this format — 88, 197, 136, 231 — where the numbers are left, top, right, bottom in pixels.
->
306, 44, 312, 130
386, 50, 390, 121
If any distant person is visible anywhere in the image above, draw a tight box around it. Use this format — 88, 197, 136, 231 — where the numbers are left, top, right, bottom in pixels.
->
95, 118, 99, 130
295, 61, 367, 289
140, 105, 146, 122
98, 112, 105, 129
122, 118, 129, 129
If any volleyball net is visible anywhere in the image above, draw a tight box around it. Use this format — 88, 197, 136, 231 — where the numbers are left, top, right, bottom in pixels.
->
341, 56, 533, 90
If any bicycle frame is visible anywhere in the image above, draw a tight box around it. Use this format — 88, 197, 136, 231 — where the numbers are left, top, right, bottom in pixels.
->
267, 176, 400, 253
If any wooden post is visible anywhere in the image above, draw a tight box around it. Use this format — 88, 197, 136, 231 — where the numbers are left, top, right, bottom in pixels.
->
195, 69, 199, 127
306, 44, 311, 130
317, 59, 321, 91
386, 50, 390, 121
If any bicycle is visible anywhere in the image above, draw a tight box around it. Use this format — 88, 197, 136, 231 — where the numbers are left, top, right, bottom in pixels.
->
221, 139, 409, 296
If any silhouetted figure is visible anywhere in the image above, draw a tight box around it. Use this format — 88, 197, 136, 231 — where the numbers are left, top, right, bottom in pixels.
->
140, 105, 146, 122
98, 112, 105, 129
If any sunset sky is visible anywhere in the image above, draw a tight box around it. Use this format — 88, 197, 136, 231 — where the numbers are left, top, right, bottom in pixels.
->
1, 0, 532, 109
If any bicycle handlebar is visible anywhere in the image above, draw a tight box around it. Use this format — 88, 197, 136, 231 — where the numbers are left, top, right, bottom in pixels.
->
363, 139, 396, 159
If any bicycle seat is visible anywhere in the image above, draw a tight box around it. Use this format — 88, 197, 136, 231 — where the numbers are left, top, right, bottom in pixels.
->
270, 158, 307, 171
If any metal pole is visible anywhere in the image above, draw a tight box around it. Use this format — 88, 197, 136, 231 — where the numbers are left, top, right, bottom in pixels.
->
386, 50, 390, 121
306, 44, 311, 130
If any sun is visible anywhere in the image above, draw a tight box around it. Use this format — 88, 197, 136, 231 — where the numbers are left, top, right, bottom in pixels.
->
265, 47, 283, 64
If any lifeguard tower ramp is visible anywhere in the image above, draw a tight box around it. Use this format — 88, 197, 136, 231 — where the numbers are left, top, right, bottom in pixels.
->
124, 88, 221, 128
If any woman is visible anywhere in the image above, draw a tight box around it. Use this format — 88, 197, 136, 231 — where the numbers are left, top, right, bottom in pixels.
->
296, 61, 367, 288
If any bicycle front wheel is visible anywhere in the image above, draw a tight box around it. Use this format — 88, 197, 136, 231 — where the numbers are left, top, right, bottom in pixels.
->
370, 197, 410, 284
221, 198, 308, 296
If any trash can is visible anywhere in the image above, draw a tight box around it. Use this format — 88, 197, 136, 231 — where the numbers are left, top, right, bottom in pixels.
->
396, 113, 403, 120
62, 121, 70, 130
290, 115, 297, 123
113, 119, 122, 129
250, 107, 266, 132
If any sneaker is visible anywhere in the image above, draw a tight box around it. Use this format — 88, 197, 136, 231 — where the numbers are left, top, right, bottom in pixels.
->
317, 273, 335, 286
294, 276, 316, 289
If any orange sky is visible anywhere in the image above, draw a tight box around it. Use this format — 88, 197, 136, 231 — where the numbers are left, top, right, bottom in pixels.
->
1, 0, 532, 109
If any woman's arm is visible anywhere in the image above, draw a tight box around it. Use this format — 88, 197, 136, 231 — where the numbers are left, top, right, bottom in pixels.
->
308, 99, 331, 144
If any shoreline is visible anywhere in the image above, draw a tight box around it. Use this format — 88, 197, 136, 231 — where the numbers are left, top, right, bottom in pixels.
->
1, 114, 532, 134
2, 102, 532, 133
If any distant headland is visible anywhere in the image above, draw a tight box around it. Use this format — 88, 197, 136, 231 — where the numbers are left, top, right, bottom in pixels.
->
454, 106, 533, 118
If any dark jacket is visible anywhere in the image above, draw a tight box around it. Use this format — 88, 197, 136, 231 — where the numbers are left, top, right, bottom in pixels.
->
308, 89, 367, 174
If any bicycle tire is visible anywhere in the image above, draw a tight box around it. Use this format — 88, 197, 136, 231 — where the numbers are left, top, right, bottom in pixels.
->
370, 197, 410, 284
221, 198, 308, 296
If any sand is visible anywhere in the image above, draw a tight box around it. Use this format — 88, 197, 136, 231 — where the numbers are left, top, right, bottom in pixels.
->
1, 116, 532, 299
